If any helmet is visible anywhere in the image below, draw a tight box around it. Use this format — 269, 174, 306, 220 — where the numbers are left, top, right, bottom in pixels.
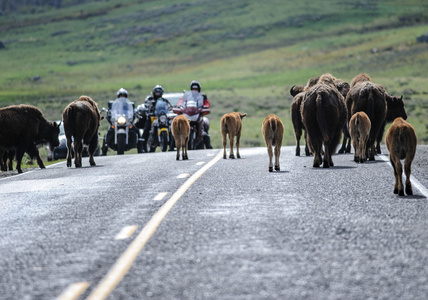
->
117, 88, 128, 98
190, 80, 201, 92
152, 85, 164, 99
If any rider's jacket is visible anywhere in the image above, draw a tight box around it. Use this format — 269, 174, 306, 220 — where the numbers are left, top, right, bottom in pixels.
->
144, 96, 172, 116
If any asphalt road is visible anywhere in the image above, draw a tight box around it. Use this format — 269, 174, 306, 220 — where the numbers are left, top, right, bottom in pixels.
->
0, 146, 427, 300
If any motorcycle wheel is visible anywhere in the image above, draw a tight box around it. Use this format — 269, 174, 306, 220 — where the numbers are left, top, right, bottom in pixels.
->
117, 134, 126, 155
160, 131, 168, 152
188, 130, 196, 150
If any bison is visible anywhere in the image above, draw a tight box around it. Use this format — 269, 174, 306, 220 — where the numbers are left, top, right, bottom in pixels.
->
385, 117, 417, 196
0, 104, 60, 173
171, 114, 190, 160
262, 114, 284, 172
220, 112, 247, 159
301, 82, 347, 168
349, 112, 371, 163
63, 96, 102, 168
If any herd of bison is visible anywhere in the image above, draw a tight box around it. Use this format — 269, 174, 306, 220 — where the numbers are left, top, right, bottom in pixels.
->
0, 73, 418, 196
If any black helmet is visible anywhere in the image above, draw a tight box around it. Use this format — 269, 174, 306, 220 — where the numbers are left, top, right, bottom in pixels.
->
190, 80, 201, 92
152, 85, 164, 99
117, 88, 128, 98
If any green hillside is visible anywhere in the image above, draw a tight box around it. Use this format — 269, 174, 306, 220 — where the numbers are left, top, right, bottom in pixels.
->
1, 0, 428, 149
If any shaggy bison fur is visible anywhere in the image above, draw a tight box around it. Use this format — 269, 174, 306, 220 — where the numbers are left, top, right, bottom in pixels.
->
262, 114, 284, 172
171, 114, 190, 161
0, 104, 60, 173
220, 112, 247, 159
63, 96, 102, 168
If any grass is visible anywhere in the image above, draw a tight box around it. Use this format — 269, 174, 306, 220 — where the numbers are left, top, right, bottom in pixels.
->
1, 0, 428, 159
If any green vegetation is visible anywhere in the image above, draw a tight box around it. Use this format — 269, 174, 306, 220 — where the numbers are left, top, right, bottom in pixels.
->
1, 0, 428, 154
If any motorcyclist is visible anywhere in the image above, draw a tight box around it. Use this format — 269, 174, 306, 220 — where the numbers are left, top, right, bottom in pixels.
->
102, 88, 139, 155
138, 85, 172, 152
177, 80, 212, 149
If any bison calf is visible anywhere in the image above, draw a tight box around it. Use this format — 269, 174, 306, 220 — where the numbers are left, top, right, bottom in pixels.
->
171, 114, 190, 160
385, 117, 417, 196
63, 96, 102, 168
220, 112, 247, 159
349, 112, 371, 163
262, 114, 284, 172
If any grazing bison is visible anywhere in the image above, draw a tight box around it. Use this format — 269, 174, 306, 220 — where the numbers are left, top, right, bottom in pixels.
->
63, 95, 102, 168
262, 114, 284, 172
385, 117, 417, 196
220, 112, 247, 159
301, 83, 347, 168
349, 112, 371, 163
171, 114, 190, 160
0, 104, 60, 173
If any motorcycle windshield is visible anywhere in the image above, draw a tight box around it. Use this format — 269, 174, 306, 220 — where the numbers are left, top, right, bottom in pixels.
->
155, 99, 169, 116
111, 98, 134, 122
182, 91, 204, 110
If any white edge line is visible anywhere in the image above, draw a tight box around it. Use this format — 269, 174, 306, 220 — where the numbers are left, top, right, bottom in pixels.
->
85, 150, 223, 300
56, 282, 90, 300
153, 192, 168, 201
379, 154, 428, 198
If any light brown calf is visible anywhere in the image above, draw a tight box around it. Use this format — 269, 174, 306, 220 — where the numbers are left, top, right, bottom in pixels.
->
349, 111, 371, 163
385, 117, 417, 196
220, 112, 247, 159
171, 114, 190, 160
262, 114, 284, 172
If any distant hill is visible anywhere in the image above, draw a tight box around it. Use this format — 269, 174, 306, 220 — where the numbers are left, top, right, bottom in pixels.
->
1, 0, 427, 147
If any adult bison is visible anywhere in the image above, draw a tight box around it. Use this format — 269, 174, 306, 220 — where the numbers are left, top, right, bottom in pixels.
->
345, 73, 407, 160
63, 96, 103, 168
301, 80, 347, 168
0, 104, 60, 173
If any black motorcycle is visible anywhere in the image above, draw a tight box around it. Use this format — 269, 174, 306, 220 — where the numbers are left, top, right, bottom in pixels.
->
101, 98, 144, 155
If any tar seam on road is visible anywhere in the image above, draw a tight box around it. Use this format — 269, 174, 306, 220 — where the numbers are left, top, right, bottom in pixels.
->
379, 154, 428, 198
85, 150, 223, 300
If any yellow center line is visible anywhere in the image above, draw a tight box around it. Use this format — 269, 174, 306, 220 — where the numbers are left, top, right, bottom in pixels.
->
86, 150, 223, 300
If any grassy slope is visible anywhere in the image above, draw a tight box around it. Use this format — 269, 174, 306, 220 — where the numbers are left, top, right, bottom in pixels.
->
1, 0, 428, 152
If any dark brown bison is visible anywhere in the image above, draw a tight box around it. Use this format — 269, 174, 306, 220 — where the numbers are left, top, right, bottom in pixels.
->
220, 112, 247, 159
375, 94, 407, 154
290, 74, 349, 156
346, 74, 407, 160
385, 117, 417, 196
262, 114, 284, 172
63, 96, 102, 168
301, 83, 347, 168
0, 104, 60, 173
0, 150, 14, 171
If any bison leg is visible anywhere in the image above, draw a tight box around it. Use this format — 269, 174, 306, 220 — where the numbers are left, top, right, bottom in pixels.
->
294, 128, 302, 156
74, 141, 83, 168
266, 142, 273, 172
391, 157, 404, 196
229, 134, 235, 159
236, 131, 241, 159
15, 149, 25, 174
274, 143, 281, 171
66, 137, 73, 168
404, 155, 414, 195
222, 131, 227, 159
88, 137, 98, 166
183, 136, 189, 160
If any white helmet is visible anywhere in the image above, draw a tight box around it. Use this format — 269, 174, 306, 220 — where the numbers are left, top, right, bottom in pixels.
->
117, 88, 128, 98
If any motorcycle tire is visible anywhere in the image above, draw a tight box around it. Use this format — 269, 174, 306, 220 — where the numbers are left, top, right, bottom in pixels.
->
160, 131, 168, 152
188, 130, 196, 150
117, 134, 126, 155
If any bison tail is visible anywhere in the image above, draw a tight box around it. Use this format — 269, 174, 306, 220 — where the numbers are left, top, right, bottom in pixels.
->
315, 93, 330, 142
66, 106, 75, 135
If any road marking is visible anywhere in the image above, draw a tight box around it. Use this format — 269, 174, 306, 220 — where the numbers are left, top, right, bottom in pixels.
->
207, 153, 214, 157
196, 161, 205, 166
56, 282, 90, 300
86, 150, 223, 300
177, 173, 190, 178
114, 225, 138, 240
153, 192, 168, 201
380, 154, 428, 198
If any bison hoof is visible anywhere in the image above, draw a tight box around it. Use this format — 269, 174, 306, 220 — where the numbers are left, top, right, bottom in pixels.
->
275, 166, 280, 171
394, 188, 398, 194
229, 155, 235, 159
223, 155, 227, 159
176, 157, 179, 160
359, 158, 365, 163
406, 185, 413, 195
398, 190, 405, 196
237, 154, 241, 159
269, 167, 273, 172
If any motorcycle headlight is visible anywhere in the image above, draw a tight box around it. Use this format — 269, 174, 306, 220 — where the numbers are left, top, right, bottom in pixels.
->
117, 116, 126, 125
159, 115, 167, 124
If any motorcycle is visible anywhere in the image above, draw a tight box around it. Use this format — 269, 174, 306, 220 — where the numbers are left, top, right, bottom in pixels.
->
173, 90, 210, 150
146, 99, 172, 152
101, 98, 144, 155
